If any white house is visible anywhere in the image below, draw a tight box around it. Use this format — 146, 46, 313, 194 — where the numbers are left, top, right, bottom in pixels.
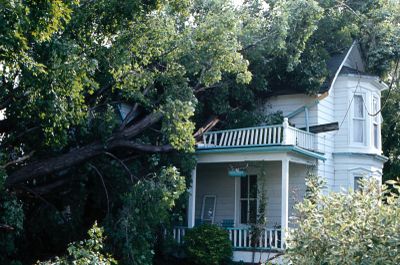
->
172, 42, 388, 263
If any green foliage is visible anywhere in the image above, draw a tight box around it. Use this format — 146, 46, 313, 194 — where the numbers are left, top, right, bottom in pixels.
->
161, 99, 196, 152
382, 87, 400, 182
0, 192, 24, 265
1, 0, 399, 263
0, 160, 24, 265
184, 224, 233, 265
108, 166, 186, 265
37, 221, 117, 265
287, 177, 400, 265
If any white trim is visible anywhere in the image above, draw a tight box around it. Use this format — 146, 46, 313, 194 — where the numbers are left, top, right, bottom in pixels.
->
350, 92, 367, 146
188, 167, 197, 228
234, 177, 240, 226
239, 175, 258, 225
201, 195, 217, 224
232, 250, 284, 264
281, 157, 289, 248
327, 41, 357, 93
372, 94, 381, 151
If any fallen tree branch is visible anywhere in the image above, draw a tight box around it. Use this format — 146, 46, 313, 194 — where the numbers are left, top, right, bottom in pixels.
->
194, 116, 220, 141
1, 151, 35, 169
0, 223, 14, 231
5, 112, 164, 187
104, 151, 137, 183
27, 178, 68, 195
88, 163, 110, 216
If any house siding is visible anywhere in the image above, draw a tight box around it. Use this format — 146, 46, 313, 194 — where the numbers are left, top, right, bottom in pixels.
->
195, 162, 307, 228
263, 94, 318, 128
258, 74, 385, 193
316, 88, 335, 191
331, 76, 384, 191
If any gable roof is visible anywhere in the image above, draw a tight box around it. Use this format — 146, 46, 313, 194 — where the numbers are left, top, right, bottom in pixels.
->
267, 42, 385, 97
319, 51, 349, 93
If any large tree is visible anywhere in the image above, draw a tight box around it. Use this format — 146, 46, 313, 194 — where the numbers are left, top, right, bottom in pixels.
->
0, 0, 323, 263
1, 0, 399, 264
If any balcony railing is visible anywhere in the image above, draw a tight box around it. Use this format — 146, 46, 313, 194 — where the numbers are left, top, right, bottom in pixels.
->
199, 118, 316, 152
169, 226, 282, 250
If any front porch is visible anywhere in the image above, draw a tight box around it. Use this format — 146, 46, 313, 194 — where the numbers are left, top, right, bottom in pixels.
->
178, 119, 325, 263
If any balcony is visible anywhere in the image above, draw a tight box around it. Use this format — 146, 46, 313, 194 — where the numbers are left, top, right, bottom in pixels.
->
198, 118, 317, 152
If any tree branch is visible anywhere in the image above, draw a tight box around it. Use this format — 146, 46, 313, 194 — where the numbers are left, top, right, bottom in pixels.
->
28, 178, 68, 195
119, 84, 153, 130
5, 112, 170, 188
0, 224, 14, 232
1, 151, 35, 169
104, 151, 137, 183
88, 163, 110, 216
194, 116, 220, 141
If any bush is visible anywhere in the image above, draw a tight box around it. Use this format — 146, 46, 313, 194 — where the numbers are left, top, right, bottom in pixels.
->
286, 176, 400, 264
37, 222, 116, 265
184, 224, 232, 265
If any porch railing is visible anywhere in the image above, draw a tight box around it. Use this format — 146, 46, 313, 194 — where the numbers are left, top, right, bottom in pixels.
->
286, 126, 315, 151
169, 226, 282, 250
199, 118, 316, 152
227, 227, 281, 250
172, 226, 187, 244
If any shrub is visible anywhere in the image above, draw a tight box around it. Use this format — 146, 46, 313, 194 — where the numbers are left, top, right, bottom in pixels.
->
184, 224, 232, 265
37, 222, 116, 265
286, 176, 400, 265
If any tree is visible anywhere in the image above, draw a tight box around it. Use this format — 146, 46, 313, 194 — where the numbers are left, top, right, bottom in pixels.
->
287, 177, 400, 264
1, 0, 399, 263
0, 0, 323, 263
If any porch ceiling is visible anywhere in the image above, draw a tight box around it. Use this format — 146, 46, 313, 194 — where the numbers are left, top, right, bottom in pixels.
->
196, 144, 325, 164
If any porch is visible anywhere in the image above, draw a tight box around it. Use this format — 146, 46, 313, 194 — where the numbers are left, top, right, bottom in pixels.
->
181, 119, 325, 263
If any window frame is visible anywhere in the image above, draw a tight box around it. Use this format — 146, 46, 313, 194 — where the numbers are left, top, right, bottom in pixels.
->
353, 175, 364, 191
201, 195, 217, 224
372, 95, 380, 149
239, 175, 258, 225
351, 93, 366, 145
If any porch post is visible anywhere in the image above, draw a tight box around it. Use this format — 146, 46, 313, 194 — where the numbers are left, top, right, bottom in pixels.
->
281, 158, 289, 248
188, 166, 197, 228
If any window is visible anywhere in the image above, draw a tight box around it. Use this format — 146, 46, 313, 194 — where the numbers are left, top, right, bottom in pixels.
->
201, 195, 216, 224
373, 97, 379, 148
354, 176, 364, 191
240, 175, 257, 224
353, 95, 365, 143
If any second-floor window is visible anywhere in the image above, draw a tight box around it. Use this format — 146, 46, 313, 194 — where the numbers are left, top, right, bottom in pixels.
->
373, 97, 379, 149
353, 95, 365, 143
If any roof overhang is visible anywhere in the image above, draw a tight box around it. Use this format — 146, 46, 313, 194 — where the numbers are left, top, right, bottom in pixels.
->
196, 145, 326, 163
333, 152, 388, 163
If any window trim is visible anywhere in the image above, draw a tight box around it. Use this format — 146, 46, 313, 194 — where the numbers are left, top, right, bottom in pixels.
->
353, 175, 364, 191
372, 95, 380, 149
201, 195, 216, 224
351, 93, 366, 146
239, 175, 258, 225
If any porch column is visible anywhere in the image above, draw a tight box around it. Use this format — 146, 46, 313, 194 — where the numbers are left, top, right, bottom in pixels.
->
188, 166, 197, 228
281, 158, 289, 248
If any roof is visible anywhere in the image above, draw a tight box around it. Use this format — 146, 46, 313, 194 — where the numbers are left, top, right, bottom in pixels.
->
268, 42, 380, 97
319, 52, 349, 93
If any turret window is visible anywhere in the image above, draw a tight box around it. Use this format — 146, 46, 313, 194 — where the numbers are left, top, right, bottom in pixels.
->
372, 97, 379, 148
353, 95, 365, 143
